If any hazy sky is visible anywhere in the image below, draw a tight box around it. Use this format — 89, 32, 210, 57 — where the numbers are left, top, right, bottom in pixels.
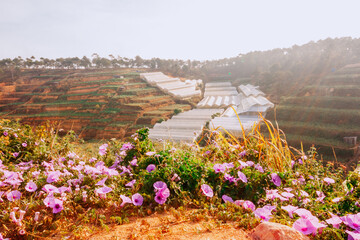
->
1, 0, 360, 60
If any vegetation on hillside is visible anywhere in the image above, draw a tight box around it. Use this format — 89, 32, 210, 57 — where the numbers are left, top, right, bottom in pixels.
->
1, 119, 360, 239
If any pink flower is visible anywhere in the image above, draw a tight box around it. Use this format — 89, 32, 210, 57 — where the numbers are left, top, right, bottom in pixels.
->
326, 214, 342, 229
324, 177, 335, 184
254, 164, 264, 173
254, 207, 273, 221
224, 173, 236, 183
99, 143, 108, 156
238, 160, 248, 169
293, 218, 317, 235
237, 171, 248, 183
46, 171, 62, 183
49, 198, 64, 214
120, 195, 132, 207
154, 188, 170, 204
153, 181, 167, 192
130, 158, 138, 166
125, 179, 136, 188
281, 205, 298, 218
25, 181, 37, 192
300, 190, 309, 197
95, 186, 113, 199
145, 151, 156, 156
213, 164, 226, 173
242, 200, 255, 211
201, 184, 213, 198
42, 184, 60, 194
12, 152, 19, 158
222, 195, 234, 203
346, 230, 360, 240
281, 192, 294, 199
95, 176, 108, 186
22, 142, 27, 147
316, 191, 325, 202
270, 173, 281, 187
132, 193, 143, 206
341, 213, 360, 231
121, 143, 133, 151
7, 190, 21, 201
34, 212, 40, 222
171, 173, 181, 182
146, 164, 156, 173
332, 197, 342, 203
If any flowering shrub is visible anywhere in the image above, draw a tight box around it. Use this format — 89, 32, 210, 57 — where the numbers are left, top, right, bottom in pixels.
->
0, 119, 358, 239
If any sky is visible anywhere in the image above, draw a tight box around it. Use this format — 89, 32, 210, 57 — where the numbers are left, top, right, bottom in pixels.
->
1, 0, 360, 61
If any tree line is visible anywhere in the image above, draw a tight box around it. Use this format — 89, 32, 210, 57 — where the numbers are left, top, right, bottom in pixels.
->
1, 37, 360, 97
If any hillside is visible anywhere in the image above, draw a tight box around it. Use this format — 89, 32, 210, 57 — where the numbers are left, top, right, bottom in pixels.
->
0, 69, 192, 139
267, 64, 360, 162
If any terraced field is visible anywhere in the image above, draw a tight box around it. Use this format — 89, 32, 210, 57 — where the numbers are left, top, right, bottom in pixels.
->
0, 69, 192, 139
267, 64, 360, 162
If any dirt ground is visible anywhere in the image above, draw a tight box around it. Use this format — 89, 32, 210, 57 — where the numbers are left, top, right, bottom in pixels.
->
88, 210, 251, 240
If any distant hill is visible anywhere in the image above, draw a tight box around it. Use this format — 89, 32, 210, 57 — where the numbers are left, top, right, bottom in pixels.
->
266, 64, 360, 162
0, 69, 192, 139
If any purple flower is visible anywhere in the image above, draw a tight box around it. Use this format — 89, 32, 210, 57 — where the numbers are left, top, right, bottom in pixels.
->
120, 195, 132, 207
99, 143, 108, 156
22, 142, 27, 147
7, 190, 21, 201
201, 184, 213, 198
95, 186, 113, 199
254, 164, 264, 173
346, 230, 360, 240
49, 198, 64, 214
42, 184, 60, 194
121, 143, 134, 151
46, 171, 61, 183
324, 177, 335, 184
281, 192, 294, 199
155, 188, 170, 204
12, 152, 19, 158
332, 197, 342, 203
270, 173, 281, 187
130, 158, 138, 166
224, 173, 236, 183
3, 131, 8, 136
171, 173, 181, 182
222, 195, 234, 203
238, 160, 249, 169
294, 208, 313, 218
293, 218, 317, 235
237, 171, 248, 183
213, 164, 226, 173
146, 151, 156, 156
95, 176, 108, 186
246, 161, 254, 167
125, 179, 136, 188
146, 164, 156, 173
25, 181, 38, 192
153, 181, 167, 192
341, 213, 360, 231
316, 191, 325, 202
281, 205, 298, 218
254, 207, 273, 221
132, 193, 143, 206
300, 190, 309, 197
242, 200, 255, 211
239, 150, 247, 157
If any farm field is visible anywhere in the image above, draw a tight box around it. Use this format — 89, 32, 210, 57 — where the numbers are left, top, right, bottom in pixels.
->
0, 69, 193, 139
266, 64, 360, 162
